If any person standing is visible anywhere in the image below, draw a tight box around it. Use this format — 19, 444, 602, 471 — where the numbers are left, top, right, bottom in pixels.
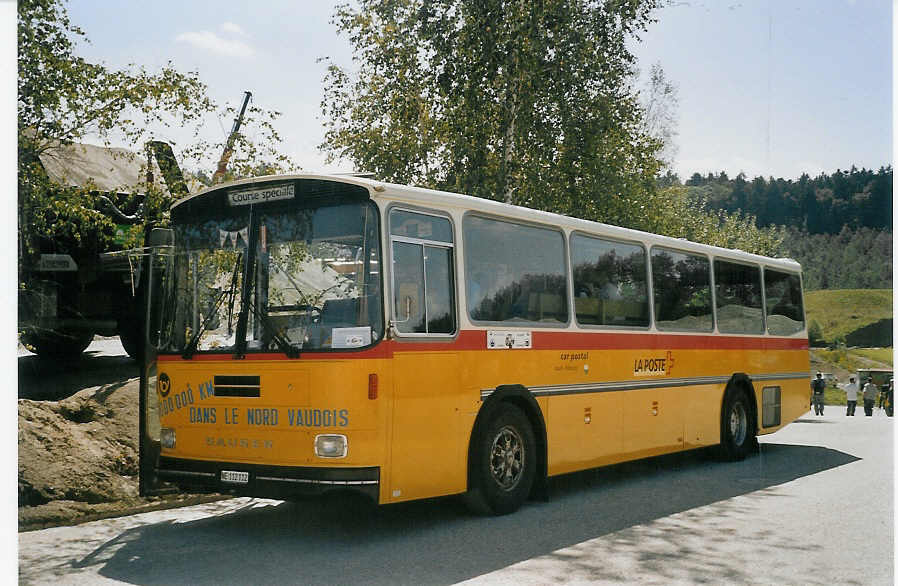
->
811, 372, 826, 416
862, 377, 878, 416
844, 376, 859, 416
885, 378, 895, 417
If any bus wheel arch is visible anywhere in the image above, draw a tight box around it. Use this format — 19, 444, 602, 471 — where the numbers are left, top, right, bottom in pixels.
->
718, 374, 759, 461
465, 385, 547, 514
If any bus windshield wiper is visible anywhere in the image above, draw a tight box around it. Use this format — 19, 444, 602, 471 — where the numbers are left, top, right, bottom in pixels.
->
248, 298, 300, 359
182, 254, 242, 359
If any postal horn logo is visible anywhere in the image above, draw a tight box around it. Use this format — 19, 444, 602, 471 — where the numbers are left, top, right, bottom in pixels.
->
665, 350, 675, 375
158, 372, 172, 398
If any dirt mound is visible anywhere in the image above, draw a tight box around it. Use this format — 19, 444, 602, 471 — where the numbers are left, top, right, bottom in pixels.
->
18, 378, 142, 524
18, 377, 225, 531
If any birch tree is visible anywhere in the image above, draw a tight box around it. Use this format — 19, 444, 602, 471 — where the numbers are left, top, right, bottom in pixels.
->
321, 0, 663, 225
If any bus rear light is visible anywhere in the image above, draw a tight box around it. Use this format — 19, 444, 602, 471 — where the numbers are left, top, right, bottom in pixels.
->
161, 428, 176, 449
315, 434, 348, 458
368, 373, 378, 400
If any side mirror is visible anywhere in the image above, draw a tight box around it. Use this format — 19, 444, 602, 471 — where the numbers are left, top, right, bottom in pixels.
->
148, 228, 173, 247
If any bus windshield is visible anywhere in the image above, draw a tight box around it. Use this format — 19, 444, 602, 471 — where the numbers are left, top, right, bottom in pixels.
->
157, 201, 383, 356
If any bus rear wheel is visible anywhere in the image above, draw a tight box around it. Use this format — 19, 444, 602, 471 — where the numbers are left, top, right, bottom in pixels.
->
467, 404, 535, 515
719, 388, 757, 461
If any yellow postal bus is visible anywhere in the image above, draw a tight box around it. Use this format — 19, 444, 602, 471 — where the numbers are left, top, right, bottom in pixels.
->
138, 174, 810, 514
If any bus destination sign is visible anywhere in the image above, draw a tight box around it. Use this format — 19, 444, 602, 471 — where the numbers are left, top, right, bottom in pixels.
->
228, 184, 295, 206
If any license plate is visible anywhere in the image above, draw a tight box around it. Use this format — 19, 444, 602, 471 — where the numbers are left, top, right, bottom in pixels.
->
220, 470, 249, 484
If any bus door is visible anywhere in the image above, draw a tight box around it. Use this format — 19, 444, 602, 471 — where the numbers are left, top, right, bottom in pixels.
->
386, 209, 465, 501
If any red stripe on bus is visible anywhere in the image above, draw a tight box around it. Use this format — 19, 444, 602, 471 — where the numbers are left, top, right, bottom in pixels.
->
156, 330, 806, 362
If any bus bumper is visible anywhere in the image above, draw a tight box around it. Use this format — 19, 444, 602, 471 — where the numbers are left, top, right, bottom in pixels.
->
156, 457, 380, 502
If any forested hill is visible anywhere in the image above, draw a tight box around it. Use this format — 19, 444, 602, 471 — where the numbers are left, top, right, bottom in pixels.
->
660, 167, 892, 291
780, 227, 891, 290
681, 166, 892, 234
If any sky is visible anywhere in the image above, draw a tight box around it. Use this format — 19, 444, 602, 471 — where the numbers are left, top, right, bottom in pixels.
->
52, 0, 898, 181
634, 0, 892, 180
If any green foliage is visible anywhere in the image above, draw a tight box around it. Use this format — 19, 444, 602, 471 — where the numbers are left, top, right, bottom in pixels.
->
18, 0, 211, 267
808, 319, 824, 346
18, 0, 215, 159
815, 348, 893, 372
639, 187, 785, 255
673, 168, 892, 289
683, 167, 892, 235
18, 0, 297, 272
830, 333, 846, 349
319, 0, 786, 257
181, 101, 299, 183
824, 348, 849, 370
805, 289, 893, 345
321, 0, 664, 224
780, 226, 891, 290
853, 348, 894, 365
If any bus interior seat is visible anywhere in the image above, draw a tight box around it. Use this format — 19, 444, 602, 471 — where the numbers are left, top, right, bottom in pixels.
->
320, 298, 360, 325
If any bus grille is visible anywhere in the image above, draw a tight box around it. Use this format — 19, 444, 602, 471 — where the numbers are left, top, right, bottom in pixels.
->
214, 375, 261, 397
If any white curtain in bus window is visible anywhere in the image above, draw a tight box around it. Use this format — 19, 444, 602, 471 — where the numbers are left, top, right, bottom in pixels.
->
464, 216, 568, 324
570, 234, 649, 327
764, 269, 805, 335
390, 210, 456, 334
714, 260, 764, 334
651, 248, 713, 331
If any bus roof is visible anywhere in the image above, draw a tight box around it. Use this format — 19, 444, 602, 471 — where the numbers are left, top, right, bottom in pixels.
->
174, 173, 802, 272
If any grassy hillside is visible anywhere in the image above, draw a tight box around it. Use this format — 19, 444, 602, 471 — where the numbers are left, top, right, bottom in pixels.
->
812, 348, 892, 373
804, 289, 892, 346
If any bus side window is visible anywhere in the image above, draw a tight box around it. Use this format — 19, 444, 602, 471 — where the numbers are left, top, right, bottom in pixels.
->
764, 269, 805, 335
651, 247, 713, 332
570, 234, 649, 327
463, 215, 568, 324
714, 259, 764, 334
390, 210, 456, 335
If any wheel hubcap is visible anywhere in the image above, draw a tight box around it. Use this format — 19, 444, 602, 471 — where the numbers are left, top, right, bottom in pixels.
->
729, 402, 747, 445
489, 425, 524, 491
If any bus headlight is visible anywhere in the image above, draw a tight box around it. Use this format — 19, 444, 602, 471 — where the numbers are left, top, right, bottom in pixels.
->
161, 427, 176, 449
314, 434, 347, 458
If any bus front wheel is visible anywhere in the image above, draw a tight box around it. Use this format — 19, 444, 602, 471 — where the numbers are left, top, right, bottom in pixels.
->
467, 404, 536, 515
719, 388, 757, 461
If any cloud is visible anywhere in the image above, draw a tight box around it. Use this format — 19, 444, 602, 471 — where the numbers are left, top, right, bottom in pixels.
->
220, 22, 248, 37
176, 25, 255, 58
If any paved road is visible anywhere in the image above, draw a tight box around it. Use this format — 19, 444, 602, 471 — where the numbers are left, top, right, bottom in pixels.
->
18, 406, 892, 585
